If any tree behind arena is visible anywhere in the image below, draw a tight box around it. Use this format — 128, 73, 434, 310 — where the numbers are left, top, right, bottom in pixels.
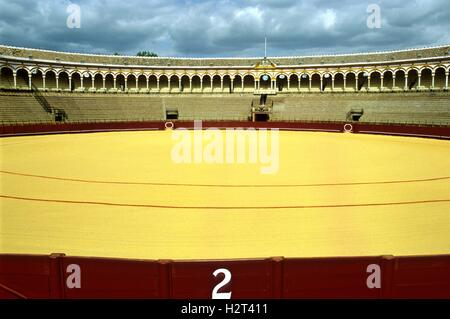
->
137, 51, 158, 57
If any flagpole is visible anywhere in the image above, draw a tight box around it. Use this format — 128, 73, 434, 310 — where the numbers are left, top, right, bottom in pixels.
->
264, 36, 267, 58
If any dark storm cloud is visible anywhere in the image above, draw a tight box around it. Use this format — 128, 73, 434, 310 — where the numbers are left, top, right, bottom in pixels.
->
0, 0, 448, 57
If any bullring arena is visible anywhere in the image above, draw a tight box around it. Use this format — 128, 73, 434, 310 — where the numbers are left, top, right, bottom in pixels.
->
1, 45, 450, 299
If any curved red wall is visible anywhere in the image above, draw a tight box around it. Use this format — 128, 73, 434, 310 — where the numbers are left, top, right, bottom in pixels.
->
1, 254, 449, 299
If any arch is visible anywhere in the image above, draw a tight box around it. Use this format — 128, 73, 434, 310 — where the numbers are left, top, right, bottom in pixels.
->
116, 74, 126, 91
383, 70, 394, 90
322, 73, 332, 91
233, 75, 243, 93
420, 68, 432, 89
180, 75, 190, 92
298, 73, 309, 92
71, 72, 82, 91
82, 72, 92, 91
243, 74, 255, 92
394, 69, 406, 90
199, 74, 210, 93
310, 73, 321, 92
0, 66, 14, 88
289, 74, 299, 92
159, 74, 169, 92
45, 70, 57, 90
406, 69, 419, 90
222, 74, 232, 93
169, 75, 180, 92
369, 71, 382, 92
137, 74, 147, 90
94, 73, 104, 90
434, 67, 446, 89
58, 71, 70, 90
148, 74, 158, 91
31, 69, 44, 89
127, 74, 137, 91
104, 74, 114, 90
212, 75, 221, 92
356, 71, 368, 91
259, 74, 272, 90
189, 75, 201, 93
345, 72, 356, 92
276, 74, 288, 92
333, 73, 345, 92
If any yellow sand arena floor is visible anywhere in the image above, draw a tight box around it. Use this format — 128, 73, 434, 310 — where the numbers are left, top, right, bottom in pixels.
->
1, 130, 449, 260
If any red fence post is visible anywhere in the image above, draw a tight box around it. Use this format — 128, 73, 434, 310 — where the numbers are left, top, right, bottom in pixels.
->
271, 257, 284, 299
158, 260, 172, 299
49, 253, 65, 299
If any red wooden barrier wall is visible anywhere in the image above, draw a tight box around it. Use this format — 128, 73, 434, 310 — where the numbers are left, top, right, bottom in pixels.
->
1, 121, 449, 139
1, 254, 449, 299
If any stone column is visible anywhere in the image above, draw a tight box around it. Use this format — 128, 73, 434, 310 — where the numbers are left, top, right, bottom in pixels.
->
28, 74, 32, 89
42, 75, 46, 89
445, 71, 449, 90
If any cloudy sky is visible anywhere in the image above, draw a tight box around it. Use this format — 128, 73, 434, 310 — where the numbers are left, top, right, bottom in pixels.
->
0, 0, 449, 57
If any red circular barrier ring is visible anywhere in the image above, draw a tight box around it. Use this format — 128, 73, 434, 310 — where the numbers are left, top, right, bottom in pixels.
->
344, 124, 353, 133
165, 122, 174, 130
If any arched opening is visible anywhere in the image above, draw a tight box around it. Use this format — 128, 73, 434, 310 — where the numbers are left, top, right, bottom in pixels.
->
15, 69, 29, 89
370, 71, 382, 91
334, 73, 345, 92
201, 75, 211, 93
223, 75, 232, 93
289, 74, 299, 92
31, 69, 44, 89
45, 70, 57, 90
137, 74, 147, 90
434, 67, 446, 89
104, 74, 114, 90
82, 73, 92, 91
191, 75, 202, 93
383, 71, 393, 90
407, 69, 419, 90
169, 75, 180, 92
116, 74, 125, 91
420, 68, 432, 89
71, 72, 81, 91
299, 74, 309, 92
93, 74, 103, 90
243, 74, 255, 92
310, 74, 321, 91
276, 74, 288, 92
259, 74, 271, 90
0, 67, 14, 88
148, 75, 158, 91
357, 72, 368, 91
180, 75, 190, 92
322, 74, 332, 91
159, 75, 169, 92
345, 73, 356, 92
58, 71, 70, 90
127, 74, 137, 91
394, 70, 406, 90
212, 75, 221, 93
233, 75, 243, 93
